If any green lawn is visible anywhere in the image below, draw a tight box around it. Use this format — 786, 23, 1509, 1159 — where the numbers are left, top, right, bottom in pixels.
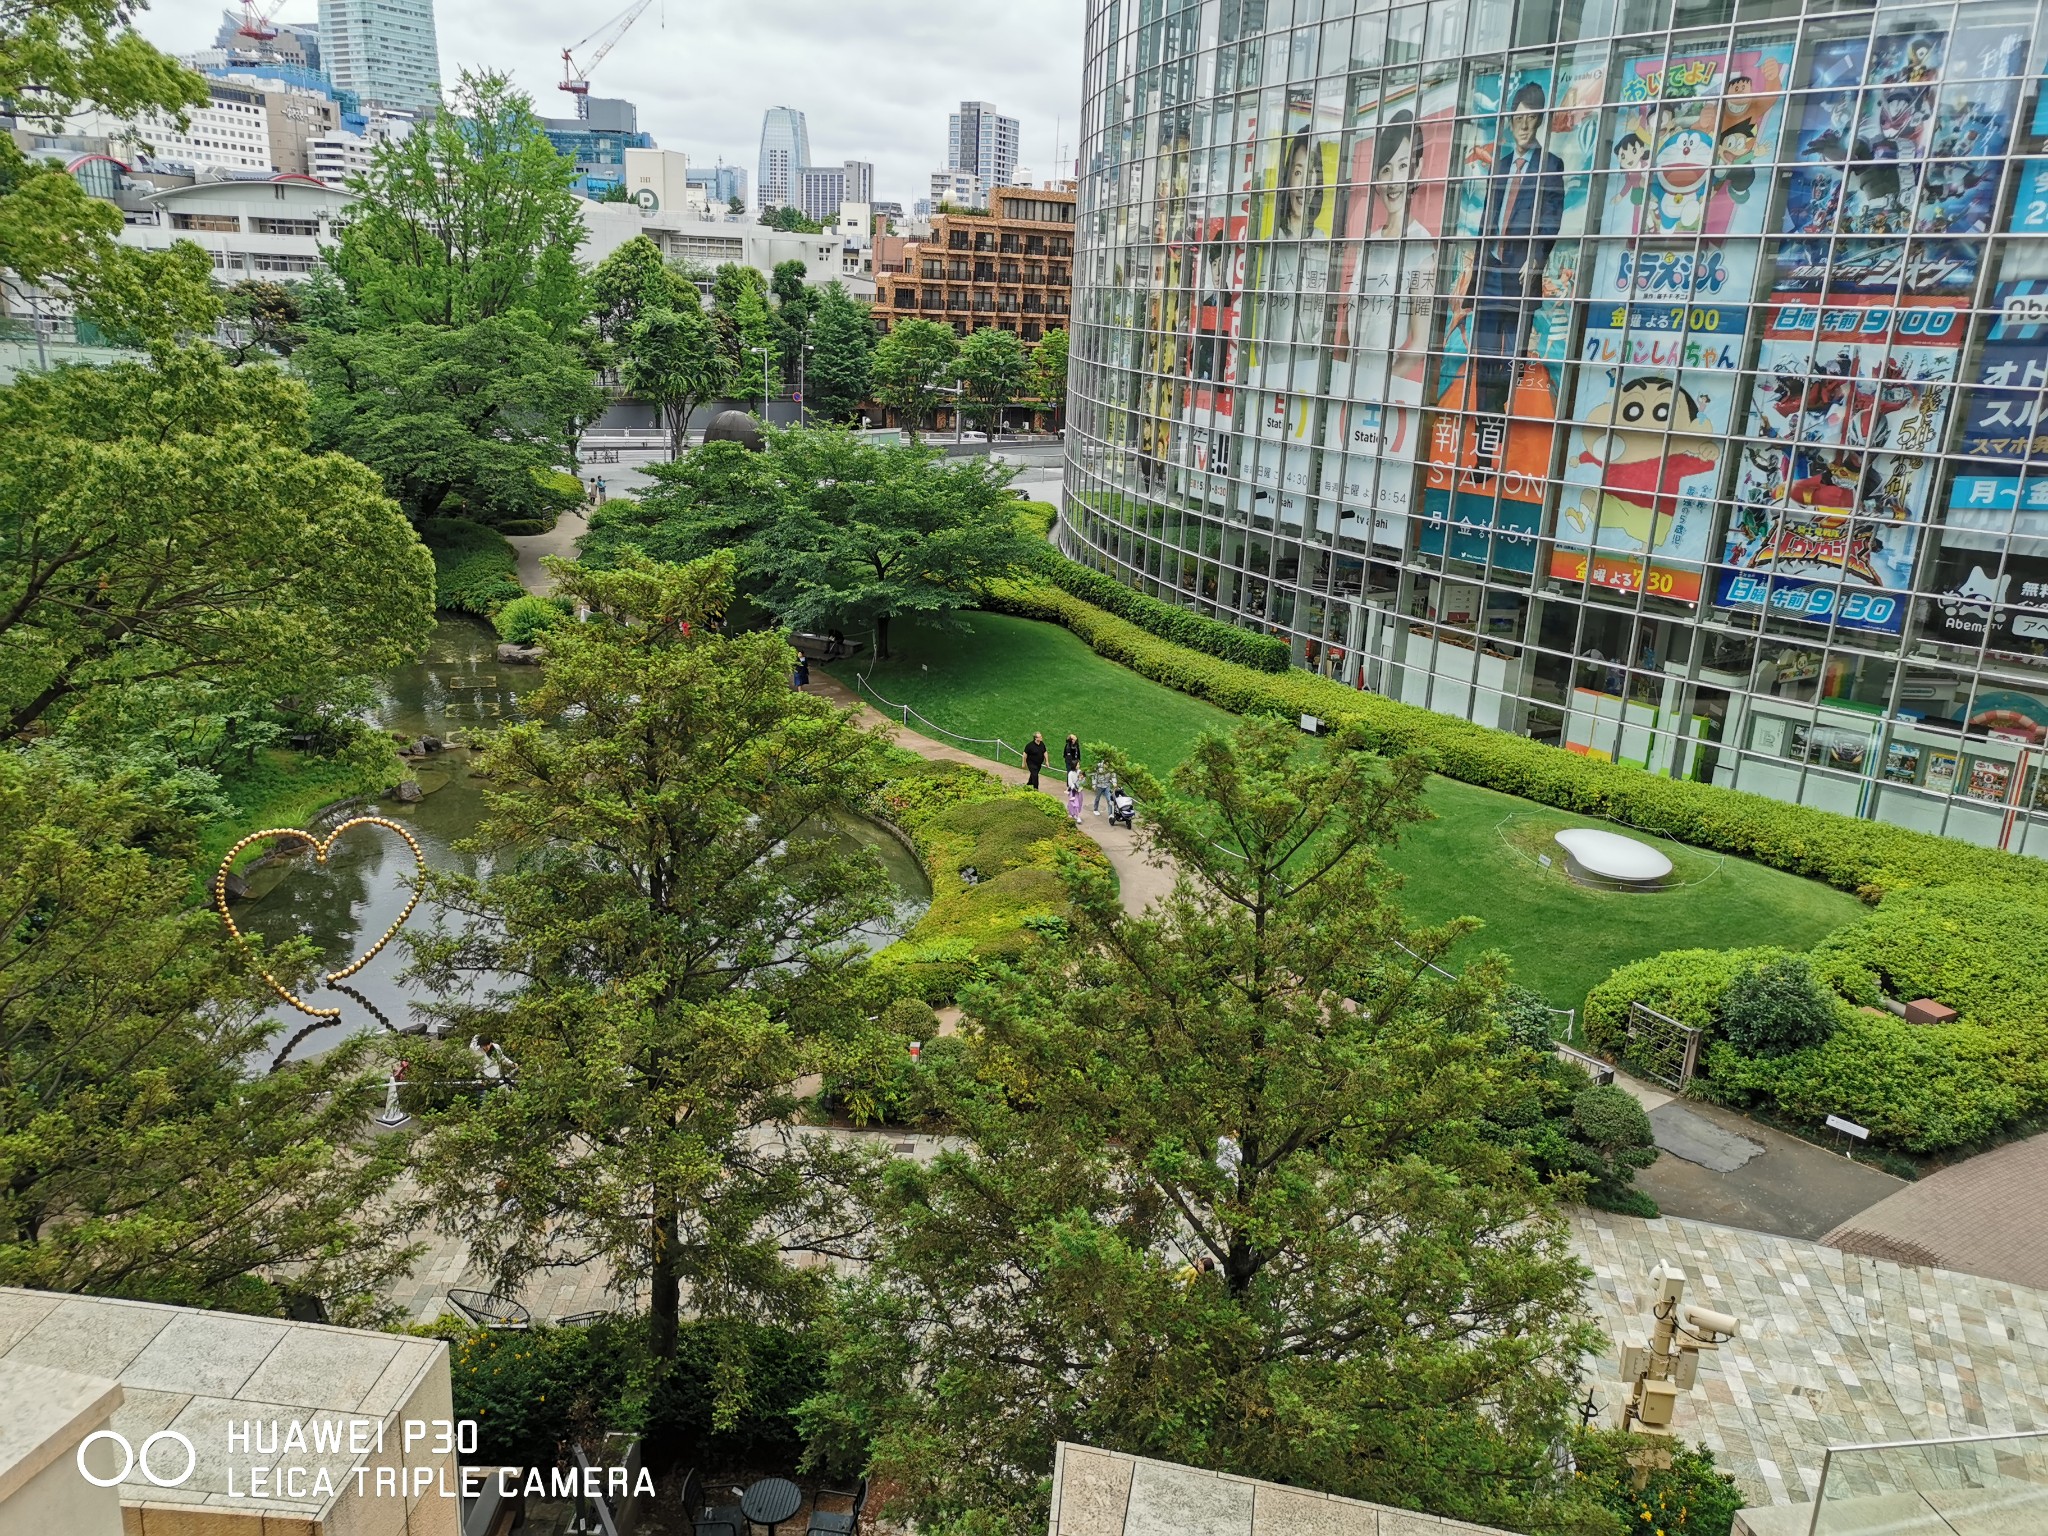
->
837, 611, 1863, 1014
832, 611, 1237, 781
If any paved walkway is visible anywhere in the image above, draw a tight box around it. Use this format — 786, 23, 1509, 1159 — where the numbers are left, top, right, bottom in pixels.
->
809, 670, 1179, 916
504, 505, 586, 596
1824, 1131, 2048, 1289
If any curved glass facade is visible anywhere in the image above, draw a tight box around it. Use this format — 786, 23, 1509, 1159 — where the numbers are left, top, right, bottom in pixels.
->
1066, 0, 2048, 852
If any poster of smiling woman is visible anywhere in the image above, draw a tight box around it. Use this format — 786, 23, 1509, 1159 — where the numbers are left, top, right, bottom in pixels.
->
1603, 38, 1792, 239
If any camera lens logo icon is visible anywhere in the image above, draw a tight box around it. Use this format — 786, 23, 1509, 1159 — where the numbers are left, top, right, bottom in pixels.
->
77, 1430, 197, 1488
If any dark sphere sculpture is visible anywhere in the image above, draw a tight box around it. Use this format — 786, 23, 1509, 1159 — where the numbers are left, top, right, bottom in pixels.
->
702, 410, 766, 452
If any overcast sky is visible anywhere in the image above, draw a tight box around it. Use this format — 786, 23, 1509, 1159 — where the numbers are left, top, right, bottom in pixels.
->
133, 0, 1087, 208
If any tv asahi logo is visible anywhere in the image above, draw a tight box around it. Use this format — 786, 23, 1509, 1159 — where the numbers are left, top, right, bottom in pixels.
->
76, 1429, 197, 1488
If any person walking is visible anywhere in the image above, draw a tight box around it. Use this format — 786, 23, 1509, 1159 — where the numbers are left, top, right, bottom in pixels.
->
1023, 731, 1048, 789
1065, 773, 1083, 822
1089, 758, 1116, 816
1063, 734, 1082, 778
792, 655, 810, 690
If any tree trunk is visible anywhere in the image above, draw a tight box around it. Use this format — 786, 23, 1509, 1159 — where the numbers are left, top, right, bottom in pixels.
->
648, 1203, 680, 1361
875, 612, 892, 661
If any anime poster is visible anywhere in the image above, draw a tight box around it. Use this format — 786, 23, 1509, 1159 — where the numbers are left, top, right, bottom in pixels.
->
1420, 62, 1597, 571
1715, 294, 1966, 634
1917, 23, 2029, 234
1603, 39, 1793, 239
1331, 67, 1457, 521
1955, 280, 2048, 462
1184, 109, 1259, 423
1771, 236, 1980, 297
1552, 243, 1757, 601
2012, 68, 2048, 233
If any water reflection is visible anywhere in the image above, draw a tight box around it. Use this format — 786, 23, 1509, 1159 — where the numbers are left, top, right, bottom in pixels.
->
234, 617, 930, 1068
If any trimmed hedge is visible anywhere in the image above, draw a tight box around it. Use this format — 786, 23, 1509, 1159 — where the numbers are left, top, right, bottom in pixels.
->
981, 577, 2048, 905
1015, 504, 1291, 672
867, 751, 1105, 1003
420, 517, 525, 616
1812, 887, 2048, 1033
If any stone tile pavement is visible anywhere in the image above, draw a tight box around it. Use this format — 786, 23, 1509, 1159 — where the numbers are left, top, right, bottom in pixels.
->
1823, 1130, 2048, 1291
1571, 1210, 2048, 1508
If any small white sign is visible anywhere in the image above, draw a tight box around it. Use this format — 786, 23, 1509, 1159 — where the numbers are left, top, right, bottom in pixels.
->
1300, 714, 1322, 735
1538, 853, 1552, 868
1825, 1114, 1870, 1140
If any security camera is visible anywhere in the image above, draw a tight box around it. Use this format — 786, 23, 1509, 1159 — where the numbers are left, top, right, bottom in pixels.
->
1681, 1303, 1739, 1340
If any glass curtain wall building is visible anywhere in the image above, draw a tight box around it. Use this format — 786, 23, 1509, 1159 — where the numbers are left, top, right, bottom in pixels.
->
1067, 0, 2048, 854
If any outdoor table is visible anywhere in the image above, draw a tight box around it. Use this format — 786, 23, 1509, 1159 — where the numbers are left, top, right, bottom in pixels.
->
741, 1476, 804, 1536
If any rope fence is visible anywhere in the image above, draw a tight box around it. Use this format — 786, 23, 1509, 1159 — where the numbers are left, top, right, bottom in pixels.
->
852, 670, 1028, 767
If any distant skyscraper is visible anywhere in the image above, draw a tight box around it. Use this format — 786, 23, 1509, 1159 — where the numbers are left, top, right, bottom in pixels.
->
757, 106, 811, 209
317, 0, 438, 112
686, 162, 748, 209
947, 100, 1019, 186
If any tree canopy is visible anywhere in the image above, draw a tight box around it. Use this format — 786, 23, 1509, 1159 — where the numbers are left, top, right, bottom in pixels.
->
810, 719, 1603, 1536
298, 315, 603, 526
1028, 326, 1070, 425
802, 285, 875, 425
584, 427, 1036, 657
870, 319, 960, 440
590, 235, 696, 347
0, 345, 434, 742
623, 292, 729, 460
407, 554, 899, 1359
0, 746, 416, 1315
957, 326, 1028, 434
332, 70, 587, 335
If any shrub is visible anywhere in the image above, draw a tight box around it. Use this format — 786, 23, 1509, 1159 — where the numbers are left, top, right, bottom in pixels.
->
495, 594, 571, 646
1582, 947, 1781, 1057
1715, 956, 1835, 1057
1812, 887, 2048, 1032
1014, 528, 1292, 672
1570, 1428, 1745, 1536
1496, 985, 1558, 1051
1703, 1006, 2031, 1153
497, 518, 551, 537
420, 518, 525, 616
979, 577, 2048, 905
431, 1317, 637, 1467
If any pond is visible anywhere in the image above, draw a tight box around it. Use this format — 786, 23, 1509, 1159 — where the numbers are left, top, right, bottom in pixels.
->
235, 617, 931, 1069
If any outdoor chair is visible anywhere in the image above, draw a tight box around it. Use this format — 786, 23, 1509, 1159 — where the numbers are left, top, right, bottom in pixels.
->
446, 1288, 532, 1329
681, 1465, 745, 1536
806, 1477, 868, 1536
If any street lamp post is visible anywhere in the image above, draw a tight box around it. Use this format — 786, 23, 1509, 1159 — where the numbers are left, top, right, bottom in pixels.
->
932, 379, 968, 445
751, 344, 772, 419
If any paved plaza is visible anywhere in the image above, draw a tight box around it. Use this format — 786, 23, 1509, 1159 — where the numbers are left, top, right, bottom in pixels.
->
1824, 1131, 2048, 1293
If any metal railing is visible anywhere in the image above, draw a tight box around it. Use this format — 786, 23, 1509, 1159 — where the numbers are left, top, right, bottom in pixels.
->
1805, 1428, 2048, 1535
851, 670, 1027, 766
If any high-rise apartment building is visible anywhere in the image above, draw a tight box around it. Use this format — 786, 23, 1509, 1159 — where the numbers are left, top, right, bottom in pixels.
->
757, 106, 811, 209
316, 0, 439, 114
873, 183, 1073, 344
796, 159, 873, 224
1067, 0, 2048, 855
948, 100, 1020, 186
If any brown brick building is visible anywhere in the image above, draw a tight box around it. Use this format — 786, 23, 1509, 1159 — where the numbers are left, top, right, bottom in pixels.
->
872, 184, 1075, 342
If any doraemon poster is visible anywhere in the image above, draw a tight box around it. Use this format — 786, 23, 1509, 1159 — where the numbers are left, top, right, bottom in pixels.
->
1604, 40, 1793, 239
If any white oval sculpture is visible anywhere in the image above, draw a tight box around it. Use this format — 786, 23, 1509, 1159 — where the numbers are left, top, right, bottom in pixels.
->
1554, 827, 1673, 886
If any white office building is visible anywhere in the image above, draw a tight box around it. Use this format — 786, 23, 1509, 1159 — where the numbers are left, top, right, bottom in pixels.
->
756, 106, 811, 210
928, 168, 989, 210
316, 0, 440, 114
795, 159, 872, 225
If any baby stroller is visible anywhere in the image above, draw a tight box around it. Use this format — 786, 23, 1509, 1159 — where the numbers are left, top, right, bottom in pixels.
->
1108, 787, 1137, 830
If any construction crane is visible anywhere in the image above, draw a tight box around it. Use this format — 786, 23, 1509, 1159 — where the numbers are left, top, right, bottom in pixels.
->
559, 0, 658, 100
233, 0, 284, 45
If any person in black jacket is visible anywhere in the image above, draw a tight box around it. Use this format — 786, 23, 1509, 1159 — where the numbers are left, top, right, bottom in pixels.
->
1024, 732, 1048, 789
1063, 734, 1082, 776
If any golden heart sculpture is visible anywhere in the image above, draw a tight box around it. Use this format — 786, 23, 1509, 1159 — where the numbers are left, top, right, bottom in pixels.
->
213, 816, 427, 1019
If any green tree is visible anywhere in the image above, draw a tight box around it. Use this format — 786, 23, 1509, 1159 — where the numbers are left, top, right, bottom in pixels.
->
730, 281, 780, 408
803, 285, 874, 425
810, 719, 1603, 1536
298, 315, 604, 526
221, 277, 306, 361
590, 234, 692, 347
623, 294, 729, 459
408, 554, 898, 1360
1028, 325, 1069, 428
1716, 956, 1835, 1057
869, 319, 959, 440
727, 194, 746, 217
0, 345, 433, 742
758, 205, 825, 233
0, 0, 211, 336
592, 428, 1033, 659
333, 70, 586, 335
957, 326, 1028, 434
0, 745, 417, 1316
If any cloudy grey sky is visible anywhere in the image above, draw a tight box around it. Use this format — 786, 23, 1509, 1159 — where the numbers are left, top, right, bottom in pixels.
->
134, 0, 1087, 208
